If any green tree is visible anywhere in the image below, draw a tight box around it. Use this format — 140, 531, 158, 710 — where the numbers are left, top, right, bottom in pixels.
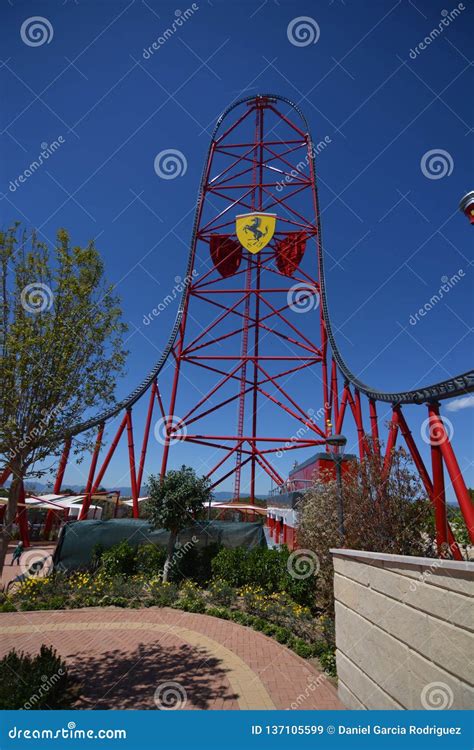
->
297, 448, 436, 613
146, 466, 212, 581
0, 224, 127, 572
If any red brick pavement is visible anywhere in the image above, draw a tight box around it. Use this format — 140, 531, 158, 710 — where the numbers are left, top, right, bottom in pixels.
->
0, 608, 343, 711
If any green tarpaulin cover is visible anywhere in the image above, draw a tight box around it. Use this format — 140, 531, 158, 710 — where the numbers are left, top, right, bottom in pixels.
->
54, 519, 266, 572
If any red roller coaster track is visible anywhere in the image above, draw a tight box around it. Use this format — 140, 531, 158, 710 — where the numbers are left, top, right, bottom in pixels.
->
2, 95, 473, 558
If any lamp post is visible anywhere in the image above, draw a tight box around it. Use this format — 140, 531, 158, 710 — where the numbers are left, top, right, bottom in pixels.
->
326, 434, 347, 543
459, 191, 474, 225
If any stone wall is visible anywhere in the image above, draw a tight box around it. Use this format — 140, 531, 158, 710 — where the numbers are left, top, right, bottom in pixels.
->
330, 549, 474, 710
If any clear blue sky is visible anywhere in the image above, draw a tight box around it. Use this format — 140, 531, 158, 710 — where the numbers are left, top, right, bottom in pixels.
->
1, 0, 472, 495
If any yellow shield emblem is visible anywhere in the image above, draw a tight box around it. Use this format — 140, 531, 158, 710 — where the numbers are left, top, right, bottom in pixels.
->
236, 212, 276, 254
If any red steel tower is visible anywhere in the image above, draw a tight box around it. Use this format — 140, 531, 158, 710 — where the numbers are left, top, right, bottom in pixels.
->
159, 95, 330, 499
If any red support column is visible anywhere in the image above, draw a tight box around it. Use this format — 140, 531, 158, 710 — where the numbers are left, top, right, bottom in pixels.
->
79, 423, 104, 520
429, 409, 474, 542
347, 388, 364, 460
136, 382, 157, 495
382, 409, 399, 479
54, 438, 71, 494
427, 404, 449, 555
335, 386, 350, 435
395, 406, 462, 560
369, 399, 380, 454
331, 359, 339, 427
90, 414, 128, 495
126, 410, 139, 519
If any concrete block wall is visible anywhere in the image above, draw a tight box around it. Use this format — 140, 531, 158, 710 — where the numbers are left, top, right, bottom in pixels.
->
330, 549, 474, 710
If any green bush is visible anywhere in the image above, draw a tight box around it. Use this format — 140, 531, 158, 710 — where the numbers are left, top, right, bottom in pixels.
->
172, 543, 221, 585
206, 606, 230, 619
136, 544, 166, 576
0, 646, 72, 709
209, 578, 235, 606
211, 546, 315, 606
146, 580, 178, 607
289, 637, 313, 659
100, 540, 137, 577
177, 580, 206, 613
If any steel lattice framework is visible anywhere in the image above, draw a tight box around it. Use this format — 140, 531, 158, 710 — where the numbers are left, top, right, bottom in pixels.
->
2, 95, 473, 558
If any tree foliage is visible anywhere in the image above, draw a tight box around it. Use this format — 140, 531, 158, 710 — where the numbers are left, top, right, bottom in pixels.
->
0, 224, 127, 470
146, 466, 212, 580
0, 223, 127, 570
297, 448, 436, 613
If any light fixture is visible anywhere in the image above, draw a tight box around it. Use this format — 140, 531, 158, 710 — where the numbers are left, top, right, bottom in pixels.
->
459, 191, 474, 225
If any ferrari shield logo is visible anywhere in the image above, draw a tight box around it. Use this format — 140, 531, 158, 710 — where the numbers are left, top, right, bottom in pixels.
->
236, 212, 276, 254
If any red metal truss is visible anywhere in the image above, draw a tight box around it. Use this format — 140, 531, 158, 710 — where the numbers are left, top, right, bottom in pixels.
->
159, 97, 327, 499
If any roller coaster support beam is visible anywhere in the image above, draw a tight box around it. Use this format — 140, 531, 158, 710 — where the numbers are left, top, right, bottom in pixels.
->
90, 414, 128, 499
392, 406, 462, 560
369, 399, 380, 455
382, 410, 399, 479
331, 359, 339, 426
126, 409, 139, 518
79, 422, 104, 520
428, 406, 474, 543
136, 381, 157, 496
54, 438, 71, 494
427, 404, 449, 555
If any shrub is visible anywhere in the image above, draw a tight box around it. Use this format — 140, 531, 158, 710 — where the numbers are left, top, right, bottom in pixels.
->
146, 579, 178, 607
100, 540, 137, 577
173, 543, 221, 586
209, 578, 235, 606
136, 544, 166, 576
177, 580, 206, 613
211, 546, 315, 606
211, 546, 248, 587
206, 606, 230, 619
288, 637, 312, 659
297, 449, 436, 613
0, 646, 72, 709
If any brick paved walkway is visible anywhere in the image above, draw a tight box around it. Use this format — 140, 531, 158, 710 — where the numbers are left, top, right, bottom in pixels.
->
0, 608, 343, 710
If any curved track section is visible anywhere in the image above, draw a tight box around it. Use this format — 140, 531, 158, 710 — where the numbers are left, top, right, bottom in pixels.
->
68, 94, 473, 437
